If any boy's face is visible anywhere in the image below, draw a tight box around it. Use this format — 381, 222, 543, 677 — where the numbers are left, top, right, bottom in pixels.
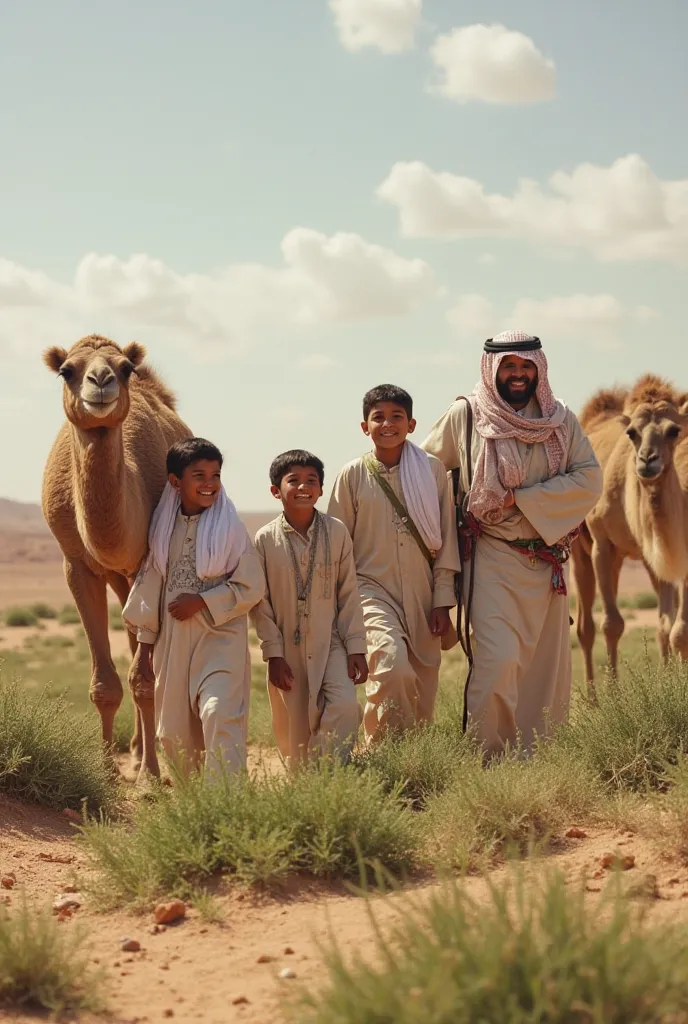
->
170, 458, 222, 513
271, 464, 323, 514
362, 401, 416, 450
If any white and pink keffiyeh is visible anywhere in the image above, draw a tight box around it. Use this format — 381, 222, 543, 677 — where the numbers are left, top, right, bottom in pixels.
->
399, 441, 442, 553
468, 331, 569, 525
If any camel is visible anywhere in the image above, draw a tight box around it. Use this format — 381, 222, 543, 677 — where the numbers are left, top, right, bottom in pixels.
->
42, 335, 191, 781
571, 375, 688, 686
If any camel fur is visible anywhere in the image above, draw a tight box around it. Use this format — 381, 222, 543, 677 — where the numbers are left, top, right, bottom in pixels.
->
42, 335, 191, 781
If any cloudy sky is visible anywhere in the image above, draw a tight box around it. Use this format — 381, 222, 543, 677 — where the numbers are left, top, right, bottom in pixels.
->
2, 0, 687, 508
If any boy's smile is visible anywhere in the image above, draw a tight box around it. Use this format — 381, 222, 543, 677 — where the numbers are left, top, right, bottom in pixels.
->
170, 458, 222, 517
362, 401, 416, 466
272, 465, 323, 532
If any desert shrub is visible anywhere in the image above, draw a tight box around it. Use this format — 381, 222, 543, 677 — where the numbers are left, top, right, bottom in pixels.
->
29, 602, 58, 620
3, 607, 38, 628
0, 674, 117, 814
108, 604, 125, 631
58, 604, 81, 625
113, 699, 136, 754
655, 759, 688, 862
79, 761, 419, 907
634, 591, 659, 610
0, 895, 104, 1014
559, 654, 688, 791
296, 869, 688, 1024
423, 743, 604, 869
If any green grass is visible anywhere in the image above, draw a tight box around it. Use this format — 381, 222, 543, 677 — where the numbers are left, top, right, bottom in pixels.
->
57, 603, 81, 625
29, 602, 58, 620
0, 895, 104, 1015
3, 607, 38, 628
295, 869, 688, 1024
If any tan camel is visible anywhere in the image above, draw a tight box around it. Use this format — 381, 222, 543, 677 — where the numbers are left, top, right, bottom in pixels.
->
571, 375, 688, 685
42, 335, 191, 780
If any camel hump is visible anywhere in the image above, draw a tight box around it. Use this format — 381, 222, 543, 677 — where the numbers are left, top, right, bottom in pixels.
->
625, 374, 679, 412
579, 387, 628, 430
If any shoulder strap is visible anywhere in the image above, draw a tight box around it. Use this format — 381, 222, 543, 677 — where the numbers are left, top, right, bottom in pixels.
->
451, 396, 474, 505
362, 453, 435, 568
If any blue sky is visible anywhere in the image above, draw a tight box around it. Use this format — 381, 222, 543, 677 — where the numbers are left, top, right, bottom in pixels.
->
2, 0, 687, 507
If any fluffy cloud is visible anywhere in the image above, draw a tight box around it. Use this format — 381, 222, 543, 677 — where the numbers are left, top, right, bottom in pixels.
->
0, 228, 438, 360
446, 293, 657, 349
377, 155, 688, 263
329, 0, 422, 54
429, 24, 555, 105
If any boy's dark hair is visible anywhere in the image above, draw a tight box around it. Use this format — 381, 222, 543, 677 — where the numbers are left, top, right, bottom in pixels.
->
167, 437, 223, 477
362, 384, 413, 421
269, 450, 325, 488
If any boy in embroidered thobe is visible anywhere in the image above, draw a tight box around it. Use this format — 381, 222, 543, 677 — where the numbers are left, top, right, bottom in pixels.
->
422, 331, 602, 758
124, 438, 264, 775
251, 450, 368, 764
328, 386, 460, 744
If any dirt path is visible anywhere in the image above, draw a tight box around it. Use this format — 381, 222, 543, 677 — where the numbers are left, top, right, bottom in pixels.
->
4, 795, 688, 1024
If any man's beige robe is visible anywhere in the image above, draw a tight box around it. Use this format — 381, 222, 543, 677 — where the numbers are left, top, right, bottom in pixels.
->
124, 511, 264, 773
422, 397, 602, 757
328, 452, 460, 743
251, 513, 366, 764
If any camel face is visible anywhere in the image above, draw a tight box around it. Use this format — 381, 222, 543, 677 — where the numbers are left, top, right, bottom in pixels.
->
624, 401, 686, 484
44, 335, 146, 430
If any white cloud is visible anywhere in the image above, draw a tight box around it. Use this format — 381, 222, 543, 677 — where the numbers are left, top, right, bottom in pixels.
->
300, 353, 339, 369
446, 293, 659, 350
429, 23, 555, 105
0, 228, 438, 362
329, 0, 422, 54
377, 154, 688, 263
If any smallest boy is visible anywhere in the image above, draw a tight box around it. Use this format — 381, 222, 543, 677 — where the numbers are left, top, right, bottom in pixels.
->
251, 450, 368, 765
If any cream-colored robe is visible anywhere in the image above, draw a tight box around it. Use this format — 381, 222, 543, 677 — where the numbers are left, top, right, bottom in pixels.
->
422, 397, 602, 757
251, 513, 366, 764
124, 511, 264, 774
328, 451, 460, 743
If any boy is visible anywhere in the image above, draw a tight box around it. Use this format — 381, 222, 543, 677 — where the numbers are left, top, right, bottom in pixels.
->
124, 438, 264, 775
251, 450, 368, 765
328, 385, 460, 744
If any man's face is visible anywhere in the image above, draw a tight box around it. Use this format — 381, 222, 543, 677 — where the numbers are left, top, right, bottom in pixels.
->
496, 355, 538, 408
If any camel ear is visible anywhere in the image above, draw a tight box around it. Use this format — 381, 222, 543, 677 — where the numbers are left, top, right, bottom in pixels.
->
677, 394, 688, 416
43, 347, 69, 374
122, 342, 146, 367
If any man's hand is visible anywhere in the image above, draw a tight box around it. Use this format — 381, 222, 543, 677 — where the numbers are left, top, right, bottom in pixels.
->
132, 642, 155, 685
168, 593, 206, 621
347, 653, 369, 685
429, 606, 451, 637
503, 489, 516, 508
268, 657, 294, 692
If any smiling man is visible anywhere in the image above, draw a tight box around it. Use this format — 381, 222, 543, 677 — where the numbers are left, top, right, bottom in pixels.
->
422, 330, 602, 758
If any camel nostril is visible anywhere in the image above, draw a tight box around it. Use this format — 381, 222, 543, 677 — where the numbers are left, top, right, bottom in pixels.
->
86, 370, 116, 388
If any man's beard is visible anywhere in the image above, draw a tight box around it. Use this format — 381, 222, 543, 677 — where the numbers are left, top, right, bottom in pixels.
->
496, 376, 538, 406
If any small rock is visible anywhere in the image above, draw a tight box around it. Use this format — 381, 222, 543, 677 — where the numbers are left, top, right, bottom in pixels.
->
153, 900, 186, 925
284, 946, 295, 956
586, 886, 601, 893
1, 877, 15, 890
279, 968, 296, 980
256, 953, 274, 964
56, 909, 72, 922
159, 963, 170, 971
63, 809, 81, 824
566, 827, 587, 839
53, 894, 82, 913
150, 925, 161, 935
39, 853, 74, 865
600, 851, 635, 871
120, 938, 141, 953
62, 884, 79, 894
163, 1011, 174, 1019
232, 996, 250, 1006
199, 927, 208, 934
669, 877, 681, 885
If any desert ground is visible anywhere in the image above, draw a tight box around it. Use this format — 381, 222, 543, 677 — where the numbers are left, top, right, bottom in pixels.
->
2, 499, 688, 1023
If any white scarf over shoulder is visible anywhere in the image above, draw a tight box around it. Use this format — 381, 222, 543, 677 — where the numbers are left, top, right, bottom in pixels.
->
147, 482, 248, 580
399, 441, 443, 553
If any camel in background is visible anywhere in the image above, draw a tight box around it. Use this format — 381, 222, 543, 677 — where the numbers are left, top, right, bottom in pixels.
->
42, 335, 191, 781
572, 375, 688, 686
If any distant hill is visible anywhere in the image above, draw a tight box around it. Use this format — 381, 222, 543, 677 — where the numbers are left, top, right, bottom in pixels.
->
0, 498, 51, 535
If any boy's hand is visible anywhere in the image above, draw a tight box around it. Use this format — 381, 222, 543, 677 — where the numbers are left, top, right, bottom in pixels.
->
347, 653, 368, 685
132, 643, 155, 684
429, 607, 451, 637
268, 657, 294, 692
168, 593, 206, 621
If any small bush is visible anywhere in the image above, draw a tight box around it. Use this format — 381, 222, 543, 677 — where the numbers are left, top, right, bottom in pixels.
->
3, 607, 38, 628
29, 602, 58, 620
58, 604, 81, 626
634, 591, 659, 610
296, 869, 688, 1024
0, 895, 104, 1014
108, 604, 125, 631
79, 762, 419, 907
0, 674, 117, 814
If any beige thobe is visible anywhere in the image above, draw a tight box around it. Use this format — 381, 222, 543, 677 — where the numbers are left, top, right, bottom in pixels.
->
328, 451, 460, 743
251, 513, 366, 764
124, 512, 264, 774
422, 397, 602, 757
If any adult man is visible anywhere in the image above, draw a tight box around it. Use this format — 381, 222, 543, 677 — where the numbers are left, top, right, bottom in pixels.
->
422, 330, 602, 757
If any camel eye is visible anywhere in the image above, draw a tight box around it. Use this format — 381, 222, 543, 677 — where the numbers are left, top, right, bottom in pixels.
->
58, 364, 73, 382
120, 362, 135, 379
666, 424, 681, 440
626, 427, 639, 442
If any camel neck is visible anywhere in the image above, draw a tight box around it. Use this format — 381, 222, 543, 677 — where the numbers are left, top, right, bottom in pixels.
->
636, 466, 688, 583
70, 424, 136, 565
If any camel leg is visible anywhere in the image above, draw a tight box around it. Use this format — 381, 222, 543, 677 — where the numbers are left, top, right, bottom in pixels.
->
64, 556, 122, 748
105, 572, 147, 776
643, 564, 675, 664
670, 580, 688, 661
591, 540, 625, 676
570, 539, 597, 690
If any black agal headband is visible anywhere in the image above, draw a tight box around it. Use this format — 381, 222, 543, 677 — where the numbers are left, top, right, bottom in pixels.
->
484, 335, 542, 353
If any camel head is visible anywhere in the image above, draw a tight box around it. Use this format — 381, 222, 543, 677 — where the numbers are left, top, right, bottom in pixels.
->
44, 335, 146, 429
621, 401, 688, 484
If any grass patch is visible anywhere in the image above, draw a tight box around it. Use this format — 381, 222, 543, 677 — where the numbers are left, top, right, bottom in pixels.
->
634, 590, 659, 610
0, 674, 117, 813
29, 602, 58, 620
0, 894, 104, 1015
296, 869, 688, 1024
108, 604, 125, 631
79, 762, 419, 907
58, 604, 81, 625
3, 607, 38, 628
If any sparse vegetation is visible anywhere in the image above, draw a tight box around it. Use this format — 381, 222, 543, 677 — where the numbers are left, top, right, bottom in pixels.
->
57, 603, 81, 625
0, 895, 104, 1015
29, 601, 58, 620
296, 869, 688, 1024
3, 607, 38, 628
634, 590, 659, 610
